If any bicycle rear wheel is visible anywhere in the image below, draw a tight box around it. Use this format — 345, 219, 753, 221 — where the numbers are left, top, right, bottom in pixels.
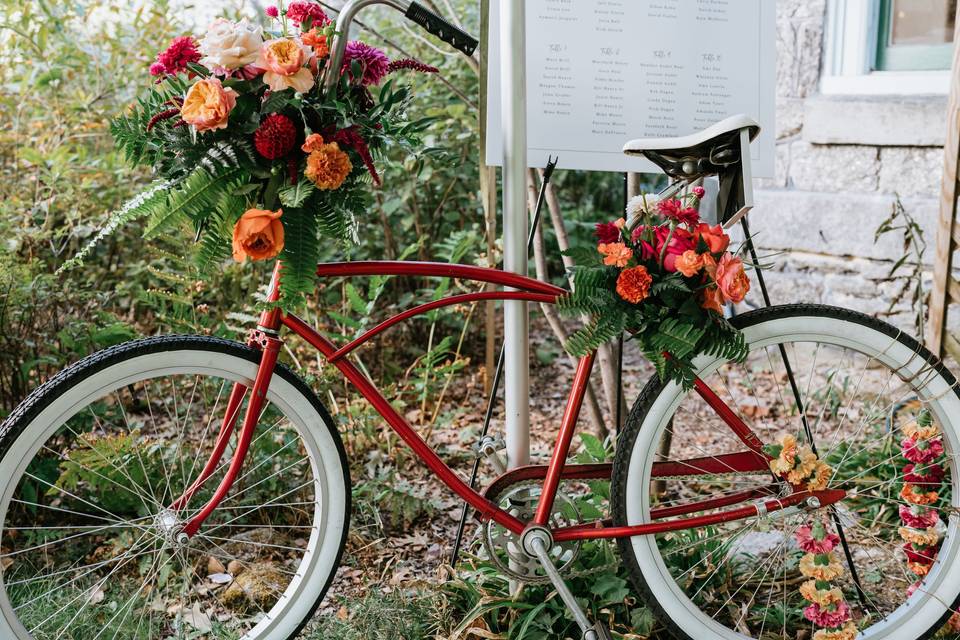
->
0, 336, 350, 640
612, 305, 960, 640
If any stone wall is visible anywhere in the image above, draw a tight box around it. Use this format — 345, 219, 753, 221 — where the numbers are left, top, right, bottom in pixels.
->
741, 0, 948, 335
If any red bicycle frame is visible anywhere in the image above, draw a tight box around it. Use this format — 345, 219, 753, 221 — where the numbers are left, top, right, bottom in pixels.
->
174, 260, 845, 539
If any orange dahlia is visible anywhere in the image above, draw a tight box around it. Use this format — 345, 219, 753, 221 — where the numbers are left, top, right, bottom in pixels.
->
616, 266, 652, 303
304, 140, 353, 190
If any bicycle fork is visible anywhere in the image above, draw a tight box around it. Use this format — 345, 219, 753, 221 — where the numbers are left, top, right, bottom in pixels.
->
169, 264, 285, 538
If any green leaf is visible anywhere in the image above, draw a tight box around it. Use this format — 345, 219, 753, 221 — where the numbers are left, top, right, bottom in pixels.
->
279, 181, 316, 208
580, 433, 607, 461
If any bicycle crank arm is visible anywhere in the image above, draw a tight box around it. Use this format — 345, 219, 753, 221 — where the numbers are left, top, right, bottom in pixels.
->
524, 527, 609, 640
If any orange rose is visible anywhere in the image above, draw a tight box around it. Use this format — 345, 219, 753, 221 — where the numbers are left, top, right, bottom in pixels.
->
675, 250, 704, 277
701, 286, 725, 314
715, 253, 750, 303
598, 242, 632, 268
180, 78, 237, 132
304, 141, 352, 190
694, 223, 730, 254
616, 266, 652, 303
232, 208, 284, 262
257, 38, 315, 93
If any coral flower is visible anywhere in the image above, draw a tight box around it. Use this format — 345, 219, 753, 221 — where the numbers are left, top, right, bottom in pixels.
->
899, 524, 944, 548
715, 253, 751, 303
900, 483, 940, 506
813, 622, 858, 640
257, 38, 315, 93
903, 419, 941, 441
902, 437, 944, 464
616, 266, 653, 304
795, 523, 840, 554
598, 243, 633, 268
701, 286, 725, 314
786, 445, 819, 485
232, 208, 284, 262
304, 141, 353, 190
799, 553, 844, 581
694, 223, 731, 254
302, 28, 329, 58
800, 580, 844, 607
908, 561, 932, 576
675, 250, 704, 277
900, 504, 940, 529
806, 461, 833, 490
803, 601, 851, 628
180, 78, 237, 132
768, 434, 798, 475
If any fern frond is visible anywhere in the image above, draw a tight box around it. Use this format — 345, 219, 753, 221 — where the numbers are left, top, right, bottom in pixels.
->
564, 313, 626, 357
143, 166, 245, 238
648, 318, 705, 360
58, 180, 172, 273
278, 207, 320, 308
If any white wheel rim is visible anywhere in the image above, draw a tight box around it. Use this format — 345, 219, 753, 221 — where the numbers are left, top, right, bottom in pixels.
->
0, 347, 348, 640
623, 315, 960, 640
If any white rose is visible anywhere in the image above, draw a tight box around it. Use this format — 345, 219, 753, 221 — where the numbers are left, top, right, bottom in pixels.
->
198, 18, 263, 71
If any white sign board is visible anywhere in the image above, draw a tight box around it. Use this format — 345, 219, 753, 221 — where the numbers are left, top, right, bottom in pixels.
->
486, 0, 776, 177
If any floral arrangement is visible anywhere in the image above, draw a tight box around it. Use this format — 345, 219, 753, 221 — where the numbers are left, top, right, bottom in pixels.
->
68, 1, 439, 305
764, 433, 832, 490
559, 188, 751, 387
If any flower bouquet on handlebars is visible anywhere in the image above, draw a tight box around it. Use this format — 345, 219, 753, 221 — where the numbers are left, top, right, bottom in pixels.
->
560, 188, 752, 387
71, 1, 439, 306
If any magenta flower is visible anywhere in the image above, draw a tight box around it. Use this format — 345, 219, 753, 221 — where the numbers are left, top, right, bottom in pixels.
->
903, 541, 938, 565
657, 199, 699, 226
900, 504, 940, 529
803, 601, 851, 628
343, 41, 391, 86
693, 186, 706, 199
595, 221, 622, 244
153, 36, 201, 77
795, 524, 840, 554
265, 5, 279, 17
286, 1, 330, 26
902, 437, 945, 464
903, 462, 945, 486
907, 581, 922, 597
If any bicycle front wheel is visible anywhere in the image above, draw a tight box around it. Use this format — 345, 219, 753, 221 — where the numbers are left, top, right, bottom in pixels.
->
0, 336, 350, 640
612, 305, 960, 640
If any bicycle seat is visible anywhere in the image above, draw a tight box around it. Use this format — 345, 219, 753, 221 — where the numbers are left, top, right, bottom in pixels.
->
622, 114, 761, 180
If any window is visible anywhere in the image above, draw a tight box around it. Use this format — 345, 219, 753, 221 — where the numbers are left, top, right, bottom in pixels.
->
876, 0, 956, 70
823, 0, 956, 95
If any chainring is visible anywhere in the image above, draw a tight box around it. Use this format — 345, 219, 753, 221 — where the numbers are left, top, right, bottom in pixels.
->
483, 481, 582, 584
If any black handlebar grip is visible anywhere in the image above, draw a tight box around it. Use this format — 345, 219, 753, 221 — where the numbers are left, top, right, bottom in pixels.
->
405, 2, 479, 57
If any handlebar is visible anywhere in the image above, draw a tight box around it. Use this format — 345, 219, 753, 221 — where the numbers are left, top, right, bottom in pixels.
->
323, 0, 479, 92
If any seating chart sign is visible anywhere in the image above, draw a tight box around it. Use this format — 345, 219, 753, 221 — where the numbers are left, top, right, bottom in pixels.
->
486, 0, 776, 177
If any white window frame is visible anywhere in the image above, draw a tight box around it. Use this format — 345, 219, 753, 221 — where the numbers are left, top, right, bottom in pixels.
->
822, 0, 951, 95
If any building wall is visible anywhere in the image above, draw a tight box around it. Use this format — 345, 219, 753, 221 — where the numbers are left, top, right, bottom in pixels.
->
744, 0, 948, 335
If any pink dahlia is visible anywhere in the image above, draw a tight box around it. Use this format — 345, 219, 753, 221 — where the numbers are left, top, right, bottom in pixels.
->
900, 504, 941, 529
902, 437, 945, 464
595, 221, 622, 244
343, 41, 390, 86
795, 524, 840, 554
153, 36, 201, 77
265, 5, 279, 18
692, 186, 706, 199
286, 1, 330, 27
803, 601, 851, 628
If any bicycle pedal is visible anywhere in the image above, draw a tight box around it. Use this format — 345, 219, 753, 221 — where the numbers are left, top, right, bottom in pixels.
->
473, 435, 506, 474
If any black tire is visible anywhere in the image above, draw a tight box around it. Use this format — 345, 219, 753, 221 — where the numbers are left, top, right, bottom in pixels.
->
610, 304, 960, 640
0, 335, 351, 640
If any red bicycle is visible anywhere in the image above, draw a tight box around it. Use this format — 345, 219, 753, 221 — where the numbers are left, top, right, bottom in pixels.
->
4, 3, 960, 640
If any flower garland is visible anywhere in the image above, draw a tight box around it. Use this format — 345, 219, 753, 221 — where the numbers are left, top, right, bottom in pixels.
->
896, 408, 960, 637
765, 435, 856, 639
795, 520, 858, 640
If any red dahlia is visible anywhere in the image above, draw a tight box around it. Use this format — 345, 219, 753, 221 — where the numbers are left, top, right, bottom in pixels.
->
254, 114, 298, 160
